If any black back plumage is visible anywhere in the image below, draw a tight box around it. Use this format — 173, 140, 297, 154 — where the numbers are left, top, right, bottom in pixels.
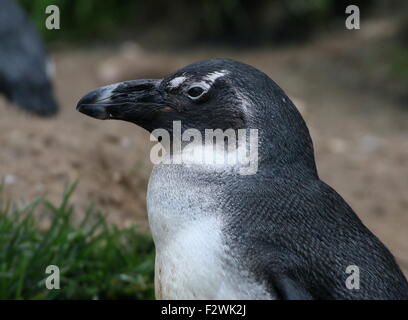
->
195, 59, 408, 299
223, 176, 408, 299
0, 0, 58, 116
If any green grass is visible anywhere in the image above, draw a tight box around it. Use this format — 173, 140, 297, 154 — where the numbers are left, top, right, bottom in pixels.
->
0, 183, 155, 300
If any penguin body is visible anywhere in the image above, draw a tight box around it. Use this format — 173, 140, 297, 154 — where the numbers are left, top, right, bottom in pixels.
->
77, 58, 408, 299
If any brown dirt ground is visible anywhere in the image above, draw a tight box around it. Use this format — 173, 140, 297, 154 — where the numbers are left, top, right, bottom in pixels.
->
1, 22, 407, 275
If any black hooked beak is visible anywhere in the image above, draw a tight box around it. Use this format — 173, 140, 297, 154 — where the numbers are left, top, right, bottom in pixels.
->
76, 79, 165, 121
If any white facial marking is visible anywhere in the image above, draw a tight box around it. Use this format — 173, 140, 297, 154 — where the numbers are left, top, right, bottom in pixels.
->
234, 90, 251, 114
168, 70, 228, 92
204, 70, 229, 83
169, 76, 187, 89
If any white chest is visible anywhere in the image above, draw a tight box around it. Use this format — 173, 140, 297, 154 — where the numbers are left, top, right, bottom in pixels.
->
152, 216, 230, 299
146, 165, 273, 300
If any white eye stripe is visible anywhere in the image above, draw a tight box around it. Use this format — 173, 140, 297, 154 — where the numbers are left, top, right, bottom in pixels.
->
204, 70, 229, 83
167, 69, 229, 91
188, 70, 229, 90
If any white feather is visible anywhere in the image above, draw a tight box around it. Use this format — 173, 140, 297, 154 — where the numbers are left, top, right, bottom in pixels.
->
169, 76, 187, 89
204, 70, 229, 83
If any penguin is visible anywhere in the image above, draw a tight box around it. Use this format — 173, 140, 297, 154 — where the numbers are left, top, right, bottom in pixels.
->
77, 58, 408, 299
0, 0, 58, 116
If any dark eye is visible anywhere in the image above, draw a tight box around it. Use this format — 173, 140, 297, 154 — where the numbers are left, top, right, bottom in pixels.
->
187, 87, 205, 99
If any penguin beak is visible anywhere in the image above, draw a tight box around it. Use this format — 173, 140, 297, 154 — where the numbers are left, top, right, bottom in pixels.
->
76, 79, 167, 122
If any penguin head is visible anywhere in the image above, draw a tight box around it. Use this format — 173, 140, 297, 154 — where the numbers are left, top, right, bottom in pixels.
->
77, 59, 276, 133
77, 58, 316, 174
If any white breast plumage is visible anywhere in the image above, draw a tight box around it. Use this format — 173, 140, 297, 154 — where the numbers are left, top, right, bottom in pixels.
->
153, 216, 230, 299
147, 164, 273, 300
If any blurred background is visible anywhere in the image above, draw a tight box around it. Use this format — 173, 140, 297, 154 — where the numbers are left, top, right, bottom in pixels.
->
0, 0, 407, 299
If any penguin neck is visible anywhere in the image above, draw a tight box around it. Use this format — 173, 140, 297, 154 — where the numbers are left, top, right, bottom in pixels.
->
157, 134, 260, 176
247, 115, 318, 180
257, 134, 318, 180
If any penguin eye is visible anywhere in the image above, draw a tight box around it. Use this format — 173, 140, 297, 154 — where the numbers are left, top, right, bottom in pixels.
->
187, 86, 205, 99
